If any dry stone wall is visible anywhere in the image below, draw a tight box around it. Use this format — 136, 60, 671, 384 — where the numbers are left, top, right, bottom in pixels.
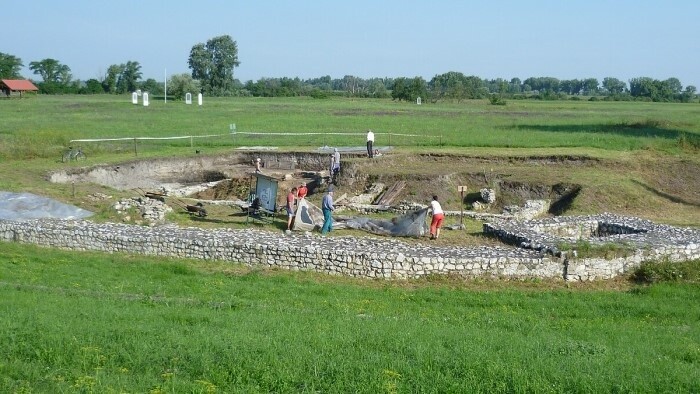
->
1, 212, 698, 281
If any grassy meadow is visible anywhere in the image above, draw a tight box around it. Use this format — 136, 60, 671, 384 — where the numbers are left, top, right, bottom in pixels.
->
1, 95, 700, 392
1, 95, 699, 162
1, 94, 699, 224
1, 243, 699, 393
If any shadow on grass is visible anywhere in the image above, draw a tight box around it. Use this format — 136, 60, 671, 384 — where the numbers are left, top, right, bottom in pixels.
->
508, 121, 700, 146
631, 180, 700, 207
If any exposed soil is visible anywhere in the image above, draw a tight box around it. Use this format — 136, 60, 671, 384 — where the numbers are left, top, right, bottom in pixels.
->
48, 151, 700, 226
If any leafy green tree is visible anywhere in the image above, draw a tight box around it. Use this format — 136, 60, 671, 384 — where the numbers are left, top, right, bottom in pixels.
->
279, 77, 303, 96
602, 77, 626, 95
341, 75, 367, 96
0, 52, 23, 79
393, 77, 427, 102
82, 79, 104, 94
391, 77, 409, 101
409, 77, 428, 102
582, 78, 599, 95
523, 77, 560, 94
664, 78, 682, 95
629, 77, 681, 102
680, 85, 696, 103
559, 79, 573, 95
28, 58, 72, 93
463, 75, 487, 99
367, 78, 390, 98
116, 61, 142, 93
430, 72, 464, 101
305, 75, 332, 91
430, 72, 486, 102
167, 73, 201, 100
188, 35, 240, 96
29, 58, 72, 84
141, 78, 162, 95
509, 78, 521, 93
629, 77, 656, 99
102, 64, 125, 94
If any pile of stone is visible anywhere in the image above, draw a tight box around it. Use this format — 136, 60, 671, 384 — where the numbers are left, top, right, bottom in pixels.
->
113, 197, 172, 224
502, 200, 550, 220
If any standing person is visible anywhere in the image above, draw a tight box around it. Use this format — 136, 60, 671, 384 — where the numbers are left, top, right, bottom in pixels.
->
331, 148, 341, 179
253, 158, 262, 173
297, 182, 308, 199
366, 129, 375, 158
429, 195, 444, 240
286, 187, 298, 232
321, 188, 335, 234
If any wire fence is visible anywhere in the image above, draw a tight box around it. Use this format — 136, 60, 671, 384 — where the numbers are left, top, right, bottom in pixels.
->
69, 131, 443, 157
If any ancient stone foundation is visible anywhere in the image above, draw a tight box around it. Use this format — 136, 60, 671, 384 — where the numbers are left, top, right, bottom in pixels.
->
1, 213, 698, 281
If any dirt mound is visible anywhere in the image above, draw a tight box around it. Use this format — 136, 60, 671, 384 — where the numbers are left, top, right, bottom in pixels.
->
193, 178, 249, 200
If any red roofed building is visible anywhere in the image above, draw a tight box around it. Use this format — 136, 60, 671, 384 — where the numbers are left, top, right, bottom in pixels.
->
1, 79, 39, 98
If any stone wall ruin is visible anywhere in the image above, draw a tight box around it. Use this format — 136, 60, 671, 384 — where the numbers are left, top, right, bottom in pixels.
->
0, 213, 697, 281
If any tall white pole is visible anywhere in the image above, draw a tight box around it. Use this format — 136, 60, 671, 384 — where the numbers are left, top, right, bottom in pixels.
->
164, 68, 167, 103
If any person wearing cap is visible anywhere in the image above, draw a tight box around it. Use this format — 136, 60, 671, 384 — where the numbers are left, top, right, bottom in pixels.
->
366, 130, 375, 158
321, 187, 335, 234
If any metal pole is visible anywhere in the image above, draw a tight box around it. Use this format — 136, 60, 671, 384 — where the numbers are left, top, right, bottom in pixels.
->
133, 138, 137, 157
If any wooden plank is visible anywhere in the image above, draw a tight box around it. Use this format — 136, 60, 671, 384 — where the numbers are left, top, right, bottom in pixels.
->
374, 181, 405, 206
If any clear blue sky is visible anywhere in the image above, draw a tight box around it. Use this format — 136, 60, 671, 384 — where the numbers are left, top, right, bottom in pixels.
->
5, 0, 699, 88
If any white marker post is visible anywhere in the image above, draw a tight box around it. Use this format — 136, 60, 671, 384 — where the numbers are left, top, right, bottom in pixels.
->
185, 92, 192, 104
132, 92, 138, 104
198, 93, 203, 106
143, 92, 149, 107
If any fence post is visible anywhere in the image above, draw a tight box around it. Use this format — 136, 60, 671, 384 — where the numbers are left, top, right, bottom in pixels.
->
133, 138, 138, 157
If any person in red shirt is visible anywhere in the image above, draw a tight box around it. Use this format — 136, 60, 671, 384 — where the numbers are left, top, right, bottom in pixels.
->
297, 182, 308, 199
286, 187, 298, 232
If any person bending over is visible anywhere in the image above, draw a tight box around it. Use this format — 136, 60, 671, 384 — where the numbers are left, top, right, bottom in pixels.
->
429, 195, 444, 240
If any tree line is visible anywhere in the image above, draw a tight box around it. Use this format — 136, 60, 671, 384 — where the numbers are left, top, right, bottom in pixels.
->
1, 35, 696, 103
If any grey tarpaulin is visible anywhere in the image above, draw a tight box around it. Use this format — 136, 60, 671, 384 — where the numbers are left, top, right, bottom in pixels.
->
0, 191, 93, 221
345, 208, 429, 238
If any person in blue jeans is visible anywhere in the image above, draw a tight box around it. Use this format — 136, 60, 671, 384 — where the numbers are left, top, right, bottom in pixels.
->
321, 188, 335, 234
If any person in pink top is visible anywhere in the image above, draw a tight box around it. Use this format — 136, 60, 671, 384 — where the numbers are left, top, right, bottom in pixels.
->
429, 195, 444, 240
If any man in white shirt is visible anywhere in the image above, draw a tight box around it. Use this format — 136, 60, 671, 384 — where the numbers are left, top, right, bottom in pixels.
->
366, 129, 375, 158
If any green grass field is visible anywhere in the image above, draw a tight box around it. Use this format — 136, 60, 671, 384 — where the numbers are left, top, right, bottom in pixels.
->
1, 95, 699, 161
1, 243, 699, 393
1, 95, 699, 392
